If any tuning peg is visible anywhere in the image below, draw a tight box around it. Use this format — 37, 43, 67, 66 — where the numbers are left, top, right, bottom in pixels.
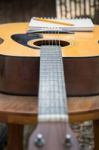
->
34, 133, 45, 147
65, 134, 72, 148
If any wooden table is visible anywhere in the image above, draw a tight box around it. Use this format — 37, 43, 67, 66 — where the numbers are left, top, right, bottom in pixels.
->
0, 94, 99, 150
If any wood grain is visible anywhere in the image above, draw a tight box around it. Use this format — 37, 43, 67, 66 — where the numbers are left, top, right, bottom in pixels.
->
93, 120, 99, 150
0, 93, 98, 150
7, 124, 23, 150
0, 23, 99, 96
0, 94, 99, 124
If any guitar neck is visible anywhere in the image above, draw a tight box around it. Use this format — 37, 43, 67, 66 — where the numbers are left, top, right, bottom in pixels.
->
28, 45, 80, 150
38, 45, 68, 122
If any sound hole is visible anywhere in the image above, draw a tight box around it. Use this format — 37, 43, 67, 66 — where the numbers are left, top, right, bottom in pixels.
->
0, 38, 4, 44
34, 40, 70, 47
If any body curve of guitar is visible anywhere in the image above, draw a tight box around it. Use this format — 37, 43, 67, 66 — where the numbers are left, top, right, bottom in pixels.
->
0, 23, 99, 96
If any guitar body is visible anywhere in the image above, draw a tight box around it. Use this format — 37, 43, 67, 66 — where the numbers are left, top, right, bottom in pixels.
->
0, 23, 99, 96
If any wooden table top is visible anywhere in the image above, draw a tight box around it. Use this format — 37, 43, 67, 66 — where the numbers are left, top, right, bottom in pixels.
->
0, 93, 99, 124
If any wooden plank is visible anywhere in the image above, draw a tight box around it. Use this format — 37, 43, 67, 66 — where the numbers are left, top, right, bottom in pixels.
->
93, 120, 99, 150
7, 124, 23, 150
0, 93, 99, 123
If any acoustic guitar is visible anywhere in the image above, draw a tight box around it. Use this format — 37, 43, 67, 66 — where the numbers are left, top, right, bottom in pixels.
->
0, 23, 99, 150
0, 23, 99, 96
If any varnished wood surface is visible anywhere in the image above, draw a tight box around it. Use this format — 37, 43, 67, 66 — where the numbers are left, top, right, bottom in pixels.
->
7, 124, 23, 150
0, 23, 99, 96
93, 120, 99, 150
0, 23, 99, 57
0, 94, 99, 124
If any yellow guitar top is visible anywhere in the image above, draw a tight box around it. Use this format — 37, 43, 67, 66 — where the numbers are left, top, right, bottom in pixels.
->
0, 23, 99, 57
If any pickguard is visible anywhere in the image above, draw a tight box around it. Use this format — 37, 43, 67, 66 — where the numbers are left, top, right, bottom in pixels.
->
11, 33, 43, 49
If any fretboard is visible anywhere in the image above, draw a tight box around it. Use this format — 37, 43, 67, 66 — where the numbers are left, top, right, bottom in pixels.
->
38, 46, 68, 122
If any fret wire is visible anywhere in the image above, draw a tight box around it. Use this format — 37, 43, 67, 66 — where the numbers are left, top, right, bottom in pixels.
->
38, 46, 68, 121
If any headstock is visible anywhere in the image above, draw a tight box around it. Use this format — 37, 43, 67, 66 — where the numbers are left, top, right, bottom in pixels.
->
28, 122, 80, 150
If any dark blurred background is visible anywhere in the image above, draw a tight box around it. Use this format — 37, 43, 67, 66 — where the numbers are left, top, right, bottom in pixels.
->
0, 0, 56, 23
0, 0, 99, 24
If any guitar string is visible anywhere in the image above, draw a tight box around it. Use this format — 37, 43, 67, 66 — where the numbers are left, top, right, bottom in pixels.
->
43, 20, 50, 130
57, 26, 69, 136
52, 25, 58, 121
44, 18, 51, 135
45, 22, 57, 133
57, 26, 65, 139
39, 20, 48, 135
53, 25, 65, 136
55, 27, 61, 140
57, 27, 62, 135
47, 20, 66, 142
35, 18, 69, 143
45, 20, 53, 121
59, 29, 67, 138
56, 27, 62, 124
42, 26, 50, 142
55, 25, 69, 137
51, 25, 61, 141
39, 22, 50, 136
50, 25, 63, 123
53, 27, 56, 119
52, 26, 59, 122
46, 20, 61, 123
57, 26, 67, 142
48, 25, 51, 119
